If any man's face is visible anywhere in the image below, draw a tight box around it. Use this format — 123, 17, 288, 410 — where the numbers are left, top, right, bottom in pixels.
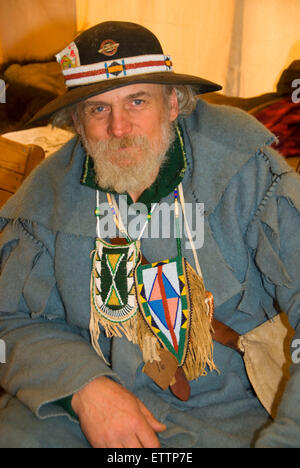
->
74, 83, 179, 194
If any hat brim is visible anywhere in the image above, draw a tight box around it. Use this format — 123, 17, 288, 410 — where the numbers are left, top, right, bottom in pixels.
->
27, 71, 222, 126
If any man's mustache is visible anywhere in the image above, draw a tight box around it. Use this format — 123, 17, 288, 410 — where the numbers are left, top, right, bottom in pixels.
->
93, 135, 150, 154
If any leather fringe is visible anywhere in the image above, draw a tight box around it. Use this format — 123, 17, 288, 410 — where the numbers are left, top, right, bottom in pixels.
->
182, 261, 218, 379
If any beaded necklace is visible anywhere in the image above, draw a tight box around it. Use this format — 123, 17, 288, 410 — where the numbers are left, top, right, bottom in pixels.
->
106, 191, 158, 243
95, 183, 202, 278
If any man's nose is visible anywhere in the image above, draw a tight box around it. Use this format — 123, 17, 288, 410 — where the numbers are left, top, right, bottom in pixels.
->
108, 108, 132, 138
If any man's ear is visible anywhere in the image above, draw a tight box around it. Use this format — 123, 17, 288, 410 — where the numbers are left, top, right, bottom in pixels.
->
72, 110, 82, 136
169, 88, 179, 122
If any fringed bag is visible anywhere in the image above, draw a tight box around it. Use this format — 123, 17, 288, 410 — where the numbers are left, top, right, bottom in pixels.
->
135, 256, 217, 395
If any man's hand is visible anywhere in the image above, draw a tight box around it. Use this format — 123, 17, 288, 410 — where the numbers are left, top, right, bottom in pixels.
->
71, 376, 166, 448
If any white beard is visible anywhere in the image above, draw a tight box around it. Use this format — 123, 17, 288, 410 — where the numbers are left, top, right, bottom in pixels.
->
79, 118, 175, 194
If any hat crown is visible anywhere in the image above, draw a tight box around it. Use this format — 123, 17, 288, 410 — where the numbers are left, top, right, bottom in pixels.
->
75, 21, 163, 65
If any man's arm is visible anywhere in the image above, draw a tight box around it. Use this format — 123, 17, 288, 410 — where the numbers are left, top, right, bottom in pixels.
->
0, 218, 120, 420
0, 217, 166, 447
249, 184, 300, 447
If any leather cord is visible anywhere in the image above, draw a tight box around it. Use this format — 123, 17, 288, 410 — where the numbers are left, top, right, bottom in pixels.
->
211, 318, 244, 356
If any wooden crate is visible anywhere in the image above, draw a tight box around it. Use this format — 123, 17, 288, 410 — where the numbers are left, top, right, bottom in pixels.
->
0, 136, 44, 208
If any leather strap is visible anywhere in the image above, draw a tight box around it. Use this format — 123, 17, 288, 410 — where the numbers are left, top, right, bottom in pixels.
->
211, 318, 244, 356
170, 367, 191, 401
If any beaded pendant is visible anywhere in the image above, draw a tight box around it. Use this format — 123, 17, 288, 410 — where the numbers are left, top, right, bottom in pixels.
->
136, 256, 190, 367
136, 255, 217, 391
89, 238, 141, 360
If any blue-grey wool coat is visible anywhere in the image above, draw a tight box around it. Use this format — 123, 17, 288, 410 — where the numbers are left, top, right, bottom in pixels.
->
0, 99, 300, 448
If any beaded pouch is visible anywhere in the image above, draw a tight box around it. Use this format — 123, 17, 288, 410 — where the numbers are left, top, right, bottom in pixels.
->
90, 237, 141, 361
136, 256, 216, 392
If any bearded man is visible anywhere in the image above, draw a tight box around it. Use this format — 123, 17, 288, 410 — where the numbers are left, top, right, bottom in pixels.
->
0, 21, 300, 449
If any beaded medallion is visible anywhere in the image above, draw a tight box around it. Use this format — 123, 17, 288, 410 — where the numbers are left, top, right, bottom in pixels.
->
90, 238, 141, 358
91, 238, 140, 323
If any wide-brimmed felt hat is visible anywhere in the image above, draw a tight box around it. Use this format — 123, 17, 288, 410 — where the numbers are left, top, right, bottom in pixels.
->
29, 21, 222, 124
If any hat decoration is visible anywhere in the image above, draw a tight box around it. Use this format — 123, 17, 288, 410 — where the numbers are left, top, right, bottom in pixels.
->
57, 40, 174, 88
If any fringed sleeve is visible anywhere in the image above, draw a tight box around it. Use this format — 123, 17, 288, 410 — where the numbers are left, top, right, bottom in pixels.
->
244, 151, 300, 447
0, 218, 56, 317
246, 168, 300, 324
0, 218, 121, 422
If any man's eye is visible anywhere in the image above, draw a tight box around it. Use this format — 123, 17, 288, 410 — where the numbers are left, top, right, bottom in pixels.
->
94, 105, 106, 113
132, 99, 144, 106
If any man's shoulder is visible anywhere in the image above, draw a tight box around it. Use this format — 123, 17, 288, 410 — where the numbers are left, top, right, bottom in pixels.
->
180, 99, 279, 213
36, 136, 80, 173
183, 98, 275, 152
